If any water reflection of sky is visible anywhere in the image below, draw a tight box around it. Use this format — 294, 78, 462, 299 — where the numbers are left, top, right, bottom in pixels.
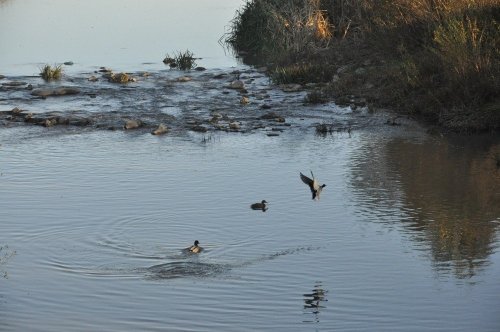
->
0, 0, 244, 75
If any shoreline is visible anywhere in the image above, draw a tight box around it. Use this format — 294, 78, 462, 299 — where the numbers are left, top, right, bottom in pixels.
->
224, 0, 500, 134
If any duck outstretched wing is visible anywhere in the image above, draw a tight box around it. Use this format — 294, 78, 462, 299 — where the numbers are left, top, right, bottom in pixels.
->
300, 172, 314, 187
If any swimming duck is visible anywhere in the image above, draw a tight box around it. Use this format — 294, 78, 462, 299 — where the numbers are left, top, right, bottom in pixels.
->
250, 200, 268, 211
300, 171, 326, 200
187, 240, 203, 253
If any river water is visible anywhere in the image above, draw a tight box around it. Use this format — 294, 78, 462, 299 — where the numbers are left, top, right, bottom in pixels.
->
1, 1, 500, 331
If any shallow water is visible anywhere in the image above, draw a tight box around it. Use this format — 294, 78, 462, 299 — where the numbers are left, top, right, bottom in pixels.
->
1, 1, 500, 331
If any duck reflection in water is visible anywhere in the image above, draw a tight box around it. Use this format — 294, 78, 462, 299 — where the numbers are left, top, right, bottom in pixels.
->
250, 200, 268, 212
303, 282, 328, 323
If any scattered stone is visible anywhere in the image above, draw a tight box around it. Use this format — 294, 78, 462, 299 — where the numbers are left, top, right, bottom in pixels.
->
191, 125, 208, 133
152, 123, 168, 135
99, 67, 112, 73
261, 104, 272, 109
2, 81, 26, 87
240, 96, 250, 105
26, 84, 33, 90
177, 76, 192, 82
43, 118, 57, 127
68, 117, 91, 126
229, 121, 241, 130
64, 61, 74, 66
267, 132, 280, 137
227, 80, 245, 90
280, 84, 302, 92
31, 87, 80, 97
195, 67, 206, 71
88, 75, 98, 82
256, 66, 268, 73
124, 119, 142, 130
259, 112, 285, 123
108, 72, 135, 83
210, 112, 223, 123
213, 73, 227, 79
10, 107, 23, 115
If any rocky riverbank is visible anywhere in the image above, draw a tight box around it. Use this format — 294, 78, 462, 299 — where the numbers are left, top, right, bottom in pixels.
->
1, 65, 404, 138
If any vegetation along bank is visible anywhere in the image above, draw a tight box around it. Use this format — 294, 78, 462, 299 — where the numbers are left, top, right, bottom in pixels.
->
224, 0, 500, 132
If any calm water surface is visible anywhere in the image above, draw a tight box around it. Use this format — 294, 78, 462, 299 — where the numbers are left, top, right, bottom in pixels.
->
0, 0, 242, 75
1, 1, 500, 331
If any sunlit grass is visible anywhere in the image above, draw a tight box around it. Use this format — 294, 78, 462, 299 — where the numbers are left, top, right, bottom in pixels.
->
163, 50, 197, 70
39, 64, 63, 81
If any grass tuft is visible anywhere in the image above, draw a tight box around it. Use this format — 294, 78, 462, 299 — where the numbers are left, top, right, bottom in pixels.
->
39, 64, 63, 81
164, 50, 197, 70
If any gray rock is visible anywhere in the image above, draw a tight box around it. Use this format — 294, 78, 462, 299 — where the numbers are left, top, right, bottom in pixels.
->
227, 80, 245, 90
31, 87, 80, 97
124, 119, 142, 130
152, 124, 168, 135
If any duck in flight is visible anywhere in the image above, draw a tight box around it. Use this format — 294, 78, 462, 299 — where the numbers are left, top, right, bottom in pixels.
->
300, 171, 326, 200
250, 200, 268, 211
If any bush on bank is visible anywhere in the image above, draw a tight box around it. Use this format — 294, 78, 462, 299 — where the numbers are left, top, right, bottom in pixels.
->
225, 0, 500, 132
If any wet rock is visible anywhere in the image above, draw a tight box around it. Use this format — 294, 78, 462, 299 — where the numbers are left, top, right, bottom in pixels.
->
191, 125, 208, 133
267, 132, 280, 137
210, 112, 223, 123
240, 96, 250, 105
99, 67, 112, 73
259, 112, 285, 123
88, 75, 98, 82
43, 118, 58, 127
163, 57, 175, 65
108, 72, 135, 83
2, 81, 27, 88
177, 76, 192, 82
68, 117, 91, 127
9, 107, 24, 115
227, 80, 245, 90
229, 121, 241, 130
152, 124, 168, 135
353, 98, 367, 107
0, 74, 5, 79
195, 67, 206, 71
124, 119, 143, 130
260, 104, 272, 109
213, 73, 227, 79
31, 87, 80, 97
64, 61, 74, 66
280, 84, 302, 92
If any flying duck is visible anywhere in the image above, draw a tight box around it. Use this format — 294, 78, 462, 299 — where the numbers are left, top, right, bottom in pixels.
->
300, 171, 326, 200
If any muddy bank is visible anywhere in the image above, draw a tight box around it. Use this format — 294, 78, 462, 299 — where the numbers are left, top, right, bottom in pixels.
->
0, 66, 411, 137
